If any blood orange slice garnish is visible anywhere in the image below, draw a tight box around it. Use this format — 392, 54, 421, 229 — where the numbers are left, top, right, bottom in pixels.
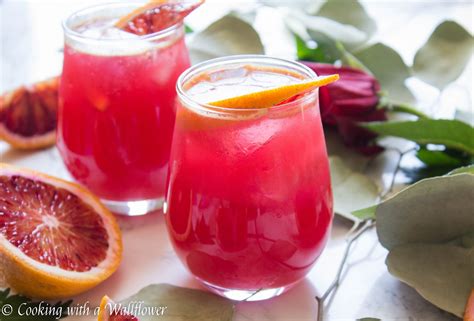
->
0, 163, 122, 299
208, 74, 339, 109
176, 74, 339, 131
98, 296, 139, 321
115, 0, 204, 36
0, 77, 59, 150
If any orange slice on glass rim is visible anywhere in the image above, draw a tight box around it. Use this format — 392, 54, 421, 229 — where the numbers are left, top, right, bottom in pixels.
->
176, 74, 339, 130
208, 74, 339, 109
115, 0, 204, 36
0, 163, 122, 299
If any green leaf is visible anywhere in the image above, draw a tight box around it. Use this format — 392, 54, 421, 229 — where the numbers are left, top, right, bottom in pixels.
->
364, 119, 474, 155
416, 147, 464, 167
351, 205, 377, 221
184, 24, 193, 34
289, 9, 367, 48
329, 157, 379, 222
335, 42, 370, 71
376, 174, 474, 250
375, 174, 474, 317
354, 43, 415, 103
0, 288, 71, 320
118, 284, 234, 321
188, 14, 264, 64
386, 241, 473, 318
316, 0, 376, 39
413, 20, 474, 89
448, 164, 474, 175
295, 34, 336, 63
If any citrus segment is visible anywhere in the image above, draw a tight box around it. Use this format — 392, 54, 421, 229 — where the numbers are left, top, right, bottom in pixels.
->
208, 74, 339, 109
0, 77, 59, 149
115, 0, 204, 36
0, 163, 122, 299
98, 296, 139, 321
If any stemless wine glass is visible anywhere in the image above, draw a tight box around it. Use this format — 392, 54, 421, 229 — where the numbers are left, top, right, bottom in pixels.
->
57, 3, 191, 215
165, 55, 333, 301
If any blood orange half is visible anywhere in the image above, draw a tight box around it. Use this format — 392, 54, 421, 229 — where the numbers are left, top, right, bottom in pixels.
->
0, 163, 122, 299
0, 77, 59, 150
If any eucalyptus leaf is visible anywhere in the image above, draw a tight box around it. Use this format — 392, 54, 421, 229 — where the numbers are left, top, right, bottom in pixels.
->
351, 205, 376, 221
119, 284, 234, 321
364, 119, 474, 155
188, 14, 264, 64
354, 43, 415, 103
335, 42, 370, 71
448, 164, 474, 175
315, 0, 376, 39
376, 174, 474, 250
289, 9, 367, 47
413, 20, 474, 89
386, 241, 473, 318
375, 174, 474, 317
329, 156, 379, 222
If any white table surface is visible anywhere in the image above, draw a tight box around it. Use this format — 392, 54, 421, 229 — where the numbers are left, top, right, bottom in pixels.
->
1, 1, 472, 320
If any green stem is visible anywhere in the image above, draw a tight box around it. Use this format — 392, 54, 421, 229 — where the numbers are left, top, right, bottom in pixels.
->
389, 103, 430, 119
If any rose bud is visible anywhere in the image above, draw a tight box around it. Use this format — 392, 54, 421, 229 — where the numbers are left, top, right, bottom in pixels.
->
301, 61, 387, 155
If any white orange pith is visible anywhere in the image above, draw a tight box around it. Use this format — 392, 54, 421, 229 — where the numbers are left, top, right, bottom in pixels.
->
0, 163, 122, 299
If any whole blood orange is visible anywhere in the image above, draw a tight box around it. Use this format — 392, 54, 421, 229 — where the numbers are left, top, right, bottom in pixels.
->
0, 77, 59, 150
0, 163, 122, 299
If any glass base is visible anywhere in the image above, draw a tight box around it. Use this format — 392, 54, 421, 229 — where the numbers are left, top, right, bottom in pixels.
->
101, 198, 164, 216
202, 281, 288, 301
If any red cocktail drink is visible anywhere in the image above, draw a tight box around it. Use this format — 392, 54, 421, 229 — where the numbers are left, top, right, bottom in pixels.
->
58, 3, 190, 215
165, 56, 333, 300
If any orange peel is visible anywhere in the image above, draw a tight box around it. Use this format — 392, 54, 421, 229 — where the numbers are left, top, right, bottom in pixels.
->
208, 74, 339, 109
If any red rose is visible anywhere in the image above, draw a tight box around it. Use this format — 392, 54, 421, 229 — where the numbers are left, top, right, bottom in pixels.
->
302, 61, 387, 155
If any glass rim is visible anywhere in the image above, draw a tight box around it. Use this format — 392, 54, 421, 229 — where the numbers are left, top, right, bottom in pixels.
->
176, 55, 319, 114
62, 2, 183, 43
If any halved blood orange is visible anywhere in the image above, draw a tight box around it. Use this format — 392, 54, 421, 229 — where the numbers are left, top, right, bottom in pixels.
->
115, 0, 204, 36
0, 77, 59, 150
0, 163, 122, 299
98, 296, 139, 321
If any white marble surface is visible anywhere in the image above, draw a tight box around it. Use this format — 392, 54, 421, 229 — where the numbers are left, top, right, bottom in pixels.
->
1, 1, 472, 320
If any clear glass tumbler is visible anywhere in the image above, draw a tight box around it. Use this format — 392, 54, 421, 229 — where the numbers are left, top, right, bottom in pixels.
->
57, 3, 191, 215
165, 55, 333, 300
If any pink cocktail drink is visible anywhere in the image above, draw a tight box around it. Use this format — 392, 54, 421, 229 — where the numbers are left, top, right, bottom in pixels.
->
165, 56, 333, 300
57, 3, 190, 215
